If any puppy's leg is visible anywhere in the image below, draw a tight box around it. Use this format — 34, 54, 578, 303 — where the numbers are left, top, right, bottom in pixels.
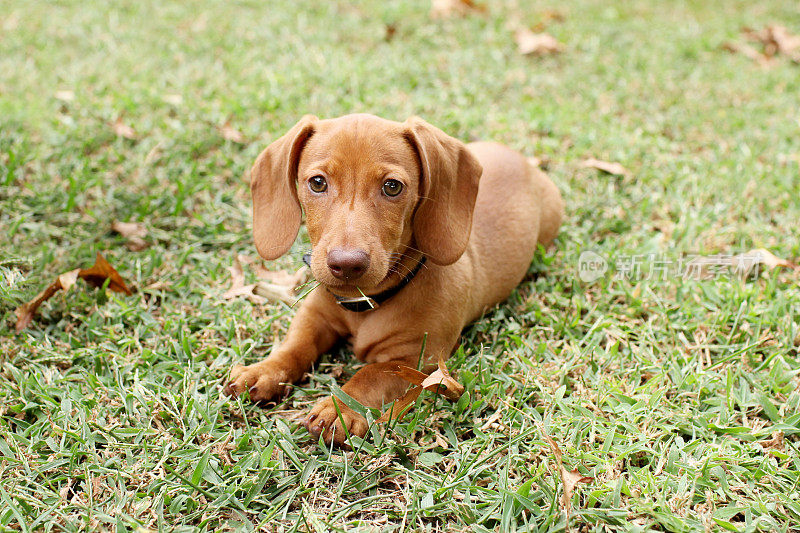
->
224, 301, 340, 402
304, 354, 436, 447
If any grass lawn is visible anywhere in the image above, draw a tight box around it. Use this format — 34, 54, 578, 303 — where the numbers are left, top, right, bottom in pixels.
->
2, 0, 800, 530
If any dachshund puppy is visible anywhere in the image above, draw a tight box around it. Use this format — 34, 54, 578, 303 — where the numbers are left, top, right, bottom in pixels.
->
225, 114, 563, 446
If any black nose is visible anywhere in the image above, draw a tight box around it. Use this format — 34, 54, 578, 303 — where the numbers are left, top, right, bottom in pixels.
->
327, 248, 370, 281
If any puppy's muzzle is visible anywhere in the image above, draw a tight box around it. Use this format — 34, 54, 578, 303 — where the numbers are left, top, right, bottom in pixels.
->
327, 248, 370, 281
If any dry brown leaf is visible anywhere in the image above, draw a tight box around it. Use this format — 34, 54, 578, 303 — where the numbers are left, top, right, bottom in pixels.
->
111, 221, 150, 251
379, 358, 464, 422
430, 0, 485, 19
253, 282, 297, 305
393, 366, 429, 386
542, 429, 593, 518
222, 257, 263, 303
222, 283, 265, 304
744, 25, 800, 60
582, 157, 630, 177
144, 280, 171, 291
515, 29, 563, 56
111, 221, 147, 239
253, 264, 309, 286
125, 236, 149, 252
14, 253, 132, 332
687, 249, 800, 279
223, 256, 307, 305
79, 253, 133, 295
112, 117, 136, 139
15, 269, 80, 332
725, 25, 800, 65
220, 122, 245, 143
758, 430, 785, 452
721, 41, 772, 66
745, 248, 798, 270
421, 358, 465, 400
377, 386, 423, 423
561, 468, 594, 507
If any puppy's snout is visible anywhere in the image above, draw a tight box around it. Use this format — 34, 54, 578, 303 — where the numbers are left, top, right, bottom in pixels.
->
327, 248, 370, 281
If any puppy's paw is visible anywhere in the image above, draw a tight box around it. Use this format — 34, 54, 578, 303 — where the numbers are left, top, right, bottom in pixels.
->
223, 361, 290, 402
303, 396, 368, 448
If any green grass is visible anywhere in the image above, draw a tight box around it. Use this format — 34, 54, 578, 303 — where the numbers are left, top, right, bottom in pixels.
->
2, 0, 799, 530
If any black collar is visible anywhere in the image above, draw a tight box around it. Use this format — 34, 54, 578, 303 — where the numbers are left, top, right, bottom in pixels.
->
302, 253, 427, 312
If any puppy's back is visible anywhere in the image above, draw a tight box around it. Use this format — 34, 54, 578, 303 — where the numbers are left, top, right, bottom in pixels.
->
463, 142, 563, 313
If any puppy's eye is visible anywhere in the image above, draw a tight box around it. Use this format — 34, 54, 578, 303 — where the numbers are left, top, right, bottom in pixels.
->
308, 176, 327, 193
382, 179, 403, 197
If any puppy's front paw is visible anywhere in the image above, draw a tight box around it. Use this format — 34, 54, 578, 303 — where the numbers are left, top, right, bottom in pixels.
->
303, 396, 368, 448
223, 361, 290, 402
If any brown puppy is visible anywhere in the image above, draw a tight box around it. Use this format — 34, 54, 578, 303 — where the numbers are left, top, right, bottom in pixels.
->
225, 114, 563, 446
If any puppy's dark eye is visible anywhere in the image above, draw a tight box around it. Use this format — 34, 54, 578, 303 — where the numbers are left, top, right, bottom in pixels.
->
382, 179, 403, 197
308, 176, 327, 193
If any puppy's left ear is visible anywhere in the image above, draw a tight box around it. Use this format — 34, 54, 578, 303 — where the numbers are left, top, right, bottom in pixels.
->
251, 115, 317, 260
405, 117, 483, 265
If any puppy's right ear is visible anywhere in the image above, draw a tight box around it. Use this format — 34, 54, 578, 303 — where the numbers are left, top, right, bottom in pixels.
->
251, 115, 317, 260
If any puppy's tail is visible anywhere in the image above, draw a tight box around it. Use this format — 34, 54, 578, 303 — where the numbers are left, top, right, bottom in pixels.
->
531, 165, 564, 247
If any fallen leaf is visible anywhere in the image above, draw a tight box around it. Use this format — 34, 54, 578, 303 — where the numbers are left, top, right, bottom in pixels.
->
112, 117, 136, 139
745, 248, 798, 270
561, 468, 594, 508
542, 429, 593, 520
377, 386, 423, 423
421, 358, 465, 400
14, 253, 132, 332
685, 249, 798, 280
744, 25, 800, 60
220, 121, 245, 143
111, 221, 147, 239
379, 357, 464, 422
758, 430, 785, 452
253, 264, 309, 287
112, 221, 149, 251
515, 29, 563, 56
253, 282, 297, 305
721, 41, 772, 66
430, 0, 485, 19
582, 157, 630, 177
724, 25, 800, 65
222, 256, 308, 305
124, 236, 149, 252
15, 269, 79, 332
144, 280, 171, 291
78, 253, 133, 295
222, 256, 261, 303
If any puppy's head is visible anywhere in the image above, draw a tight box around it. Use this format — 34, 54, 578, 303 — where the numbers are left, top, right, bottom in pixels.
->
250, 114, 482, 290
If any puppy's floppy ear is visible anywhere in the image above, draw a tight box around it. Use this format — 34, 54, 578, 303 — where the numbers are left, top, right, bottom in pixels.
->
251, 115, 317, 260
404, 117, 482, 265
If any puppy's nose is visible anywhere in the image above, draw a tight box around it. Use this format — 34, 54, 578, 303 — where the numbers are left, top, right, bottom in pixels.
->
327, 248, 370, 281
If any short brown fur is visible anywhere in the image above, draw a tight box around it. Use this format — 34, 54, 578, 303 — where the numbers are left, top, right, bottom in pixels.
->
225, 114, 564, 447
